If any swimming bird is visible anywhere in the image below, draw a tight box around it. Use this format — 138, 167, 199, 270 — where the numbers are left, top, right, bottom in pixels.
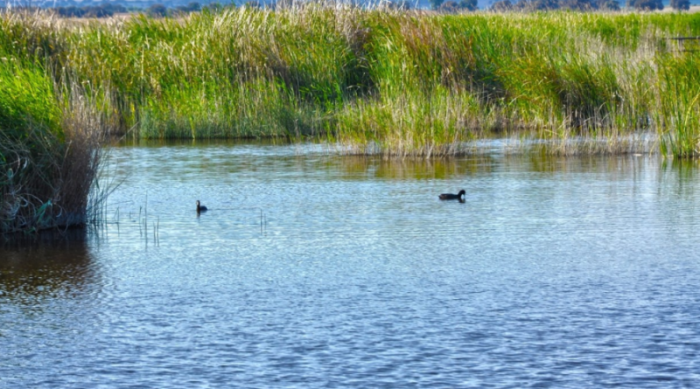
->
196, 200, 208, 212
439, 189, 466, 201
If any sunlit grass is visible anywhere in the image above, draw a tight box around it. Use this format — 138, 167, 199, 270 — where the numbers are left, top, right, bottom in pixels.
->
1, 8, 700, 157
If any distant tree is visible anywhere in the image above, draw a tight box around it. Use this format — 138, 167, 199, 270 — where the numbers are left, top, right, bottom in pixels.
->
380, 0, 413, 10
512, 0, 559, 10
185, 2, 201, 11
670, 0, 690, 10
559, 0, 620, 11
460, 0, 478, 10
173, 3, 199, 14
82, 4, 120, 18
439, 0, 460, 11
203, 2, 224, 12
597, 0, 620, 10
429, 0, 445, 9
56, 5, 85, 16
148, 3, 168, 17
100, 3, 126, 14
560, 0, 595, 10
628, 0, 663, 10
54, 2, 127, 18
85, 6, 107, 17
532, 0, 560, 10
490, 0, 513, 11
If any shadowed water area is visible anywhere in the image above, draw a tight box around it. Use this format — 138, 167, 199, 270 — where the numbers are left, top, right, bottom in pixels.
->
2, 141, 700, 388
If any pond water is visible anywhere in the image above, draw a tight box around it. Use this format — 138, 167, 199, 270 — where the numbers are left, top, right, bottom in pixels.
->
2, 142, 700, 388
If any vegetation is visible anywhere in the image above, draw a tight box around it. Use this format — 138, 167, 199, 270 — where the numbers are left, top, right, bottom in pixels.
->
4, 7, 700, 232
670, 0, 691, 11
46, 2, 218, 19
54, 3, 128, 18
0, 14, 109, 234
147, 2, 207, 17
489, 0, 621, 11
437, 0, 479, 12
1, 8, 700, 163
147, 3, 169, 17
627, 0, 664, 10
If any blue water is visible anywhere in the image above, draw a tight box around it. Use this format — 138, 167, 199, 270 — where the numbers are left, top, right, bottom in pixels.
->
2, 143, 700, 388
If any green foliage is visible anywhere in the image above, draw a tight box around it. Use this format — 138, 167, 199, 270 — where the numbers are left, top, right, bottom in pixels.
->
3, 10, 700, 158
514, 0, 561, 10
489, 0, 622, 11
438, 0, 478, 12
439, 1, 461, 12
657, 55, 700, 158
490, 0, 514, 11
670, 0, 690, 10
147, 3, 168, 17
0, 55, 62, 139
597, 0, 621, 10
460, 0, 479, 10
430, 0, 446, 10
54, 3, 127, 18
628, 0, 663, 10
0, 52, 106, 233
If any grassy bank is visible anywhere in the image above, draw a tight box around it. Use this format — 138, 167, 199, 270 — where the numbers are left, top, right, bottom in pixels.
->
1, 9, 700, 158
0, 41, 107, 234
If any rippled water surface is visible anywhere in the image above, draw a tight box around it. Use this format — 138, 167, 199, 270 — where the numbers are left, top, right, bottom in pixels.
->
3, 142, 700, 388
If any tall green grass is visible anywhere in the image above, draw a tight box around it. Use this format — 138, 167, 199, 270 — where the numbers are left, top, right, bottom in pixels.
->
657, 54, 700, 157
2, 9, 700, 157
0, 54, 62, 139
0, 13, 108, 234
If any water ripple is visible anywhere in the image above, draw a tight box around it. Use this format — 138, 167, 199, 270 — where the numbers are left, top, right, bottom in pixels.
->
3, 149, 700, 388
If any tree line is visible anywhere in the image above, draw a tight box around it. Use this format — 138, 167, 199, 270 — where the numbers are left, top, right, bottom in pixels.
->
42, 0, 694, 18
432, 0, 690, 11
52, 1, 220, 18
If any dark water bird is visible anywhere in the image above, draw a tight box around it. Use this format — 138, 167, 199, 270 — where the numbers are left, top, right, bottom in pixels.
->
196, 200, 208, 212
439, 189, 466, 201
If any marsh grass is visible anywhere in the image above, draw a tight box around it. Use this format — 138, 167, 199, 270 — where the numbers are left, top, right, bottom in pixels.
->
2, 8, 700, 158
0, 18, 111, 234
657, 53, 700, 157
0, 87, 109, 233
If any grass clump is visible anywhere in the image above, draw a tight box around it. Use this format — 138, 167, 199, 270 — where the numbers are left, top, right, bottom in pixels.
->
657, 54, 700, 158
0, 14, 108, 234
0, 55, 62, 139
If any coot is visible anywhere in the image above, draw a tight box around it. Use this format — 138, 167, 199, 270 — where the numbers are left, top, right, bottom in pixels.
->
439, 189, 466, 201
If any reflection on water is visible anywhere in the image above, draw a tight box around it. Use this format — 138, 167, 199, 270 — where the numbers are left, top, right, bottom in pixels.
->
3, 142, 700, 388
0, 229, 100, 305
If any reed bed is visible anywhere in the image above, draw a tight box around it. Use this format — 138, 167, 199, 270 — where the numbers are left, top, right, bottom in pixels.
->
0, 13, 110, 234
1, 8, 700, 159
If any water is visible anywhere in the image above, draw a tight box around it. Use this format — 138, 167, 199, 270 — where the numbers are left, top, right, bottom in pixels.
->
2, 142, 700, 388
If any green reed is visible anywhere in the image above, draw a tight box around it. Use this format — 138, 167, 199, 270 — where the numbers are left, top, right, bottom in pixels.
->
0, 13, 108, 233
656, 53, 700, 158
2, 9, 700, 157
